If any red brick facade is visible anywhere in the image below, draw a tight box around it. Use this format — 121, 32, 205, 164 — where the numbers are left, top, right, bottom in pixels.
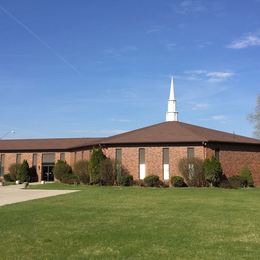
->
1, 144, 260, 186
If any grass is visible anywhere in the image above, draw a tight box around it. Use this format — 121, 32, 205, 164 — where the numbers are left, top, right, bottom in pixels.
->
1, 184, 260, 259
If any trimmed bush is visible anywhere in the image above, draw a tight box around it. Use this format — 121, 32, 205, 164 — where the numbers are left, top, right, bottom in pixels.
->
219, 175, 232, 189
53, 160, 72, 182
144, 175, 160, 187
117, 174, 133, 186
171, 176, 186, 187
228, 176, 243, 189
240, 168, 254, 187
73, 160, 90, 184
100, 158, 116, 185
4, 174, 12, 182
89, 148, 106, 184
203, 157, 223, 187
179, 157, 205, 187
62, 173, 80, 185
8, 163, 21, 181
17, 160, 30, 183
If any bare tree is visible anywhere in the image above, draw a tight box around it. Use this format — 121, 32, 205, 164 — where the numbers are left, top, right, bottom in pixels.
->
248, 95, 260, 138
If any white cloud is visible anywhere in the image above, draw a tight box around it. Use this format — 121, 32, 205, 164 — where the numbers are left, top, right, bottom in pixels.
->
227, 33, 260, 49
206, 72, 235, 82
146, 25, 165, 34
165, 43, 176, 51
192, 103, 208, 110
173, 0, 207, 14
183, 70, 234, 82
211, 115, 227, 121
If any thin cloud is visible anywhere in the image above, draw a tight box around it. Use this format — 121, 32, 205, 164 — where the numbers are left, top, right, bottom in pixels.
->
172, 0, 207, 15
192, 103, 208, 110
183, 70, 234, 82
109, 118, 132, 123
227, 33, 260, 49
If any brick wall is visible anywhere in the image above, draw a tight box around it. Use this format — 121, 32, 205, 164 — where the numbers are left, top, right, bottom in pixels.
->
207, 144, 260, 186
104, 145, 205, 181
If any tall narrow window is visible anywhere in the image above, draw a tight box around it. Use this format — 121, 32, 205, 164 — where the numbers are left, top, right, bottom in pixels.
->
215, 149, 220, 161
139, 148, 145, 180
0, 154, 5, 176
16, 154, 21, 164
115, 149, 122, 178
60, 153, 65, 161
81, 151, 84, 160
74, 152, 77, 163
187, 148, 195, 158
32, 153, 37, 167
163, 148, 169, 180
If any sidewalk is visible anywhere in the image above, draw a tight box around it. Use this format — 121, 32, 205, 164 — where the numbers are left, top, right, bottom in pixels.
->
0, 184, 78, 207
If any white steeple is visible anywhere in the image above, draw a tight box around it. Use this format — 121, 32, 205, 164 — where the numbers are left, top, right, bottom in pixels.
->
166, 76, 178, 122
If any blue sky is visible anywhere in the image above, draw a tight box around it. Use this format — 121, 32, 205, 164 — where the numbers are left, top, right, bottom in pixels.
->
0, 0, 259, 139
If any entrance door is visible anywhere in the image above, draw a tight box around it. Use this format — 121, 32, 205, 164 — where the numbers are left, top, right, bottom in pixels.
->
42, 164, 55, 181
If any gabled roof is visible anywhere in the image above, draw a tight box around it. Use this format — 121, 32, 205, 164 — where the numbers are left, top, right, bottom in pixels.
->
0, 137, 102, 151
101, 121, 260, 145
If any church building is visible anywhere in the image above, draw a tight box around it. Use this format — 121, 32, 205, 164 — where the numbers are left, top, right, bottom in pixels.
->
1, 78, 260, 184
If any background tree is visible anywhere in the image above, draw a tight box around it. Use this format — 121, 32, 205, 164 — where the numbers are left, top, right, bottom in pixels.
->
8, 163, 21, 181
248, 95, 260, 138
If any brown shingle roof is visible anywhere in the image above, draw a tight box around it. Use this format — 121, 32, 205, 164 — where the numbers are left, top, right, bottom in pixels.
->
101, 121, 260, 145
0, 137, 101, 151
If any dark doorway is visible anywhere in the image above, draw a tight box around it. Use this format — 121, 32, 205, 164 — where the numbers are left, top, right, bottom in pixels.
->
42, 163, 55, 181
41, 153, 55, 182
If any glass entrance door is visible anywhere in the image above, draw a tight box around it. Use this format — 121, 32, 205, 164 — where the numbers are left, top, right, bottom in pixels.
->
42, 164, 55, 181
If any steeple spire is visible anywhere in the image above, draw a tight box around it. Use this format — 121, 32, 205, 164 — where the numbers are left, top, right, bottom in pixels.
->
166, 76, 178, 122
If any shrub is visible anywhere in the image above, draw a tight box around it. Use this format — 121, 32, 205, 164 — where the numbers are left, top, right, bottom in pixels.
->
8, 163, 21, 181
17, 160, 30, 183
73, 160, 90, 184
240, 168, 254, 187
53, 160, 72, 182
203, 157, 223, 187
228, 176, 243, 189
171, 176, 186, 187
100, 158, 116, 185
89, 148, 106, 184
219, 175, 232, 189
144, 175, 160, 187
179, 157, 205, 187
62, 173, 80, 185
4, 173, 12, 182
118, 174, 133, 186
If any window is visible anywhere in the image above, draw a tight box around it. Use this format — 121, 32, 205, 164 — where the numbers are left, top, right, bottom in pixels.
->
16, 154, 21, 164
32, 154, 37, 166
0, 154, 5, 176
42, 153, 55, 164
60, 153, 65, 161
215, 149, 220, 161
81, 151, 84, 160
187, 148, 195, 158
163, 148, 169, 180
139, 148, 145, 180
74, 152, 77, 163
115, 149, 122, 177
115, 149, 122, 163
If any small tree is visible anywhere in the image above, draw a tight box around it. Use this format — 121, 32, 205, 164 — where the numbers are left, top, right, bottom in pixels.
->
203, 157, 223, 187
73, 160, 90, 184
53, 160, 72, 182
89, 148, 106, 184
8, 163, 21, 181
17, 160, 30, 182
179, 157, 205, 187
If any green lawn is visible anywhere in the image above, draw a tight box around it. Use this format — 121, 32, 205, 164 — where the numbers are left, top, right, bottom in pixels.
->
1, 185, 260, 259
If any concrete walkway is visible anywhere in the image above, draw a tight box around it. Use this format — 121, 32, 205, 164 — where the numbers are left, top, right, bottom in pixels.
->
0, 184, 79, 207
